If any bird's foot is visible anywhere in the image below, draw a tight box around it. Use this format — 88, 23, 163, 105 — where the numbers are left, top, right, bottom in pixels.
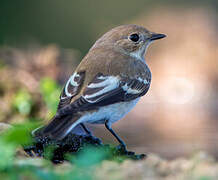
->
116, 144, 146, 160
24, 144, 43, 157
116, 144, 135, 155
23, 136, 50, 157
116, 143, 128, 153
84, 135, 103, 145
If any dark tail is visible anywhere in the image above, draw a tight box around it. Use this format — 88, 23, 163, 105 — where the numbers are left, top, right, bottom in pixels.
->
33, 114, 82, 140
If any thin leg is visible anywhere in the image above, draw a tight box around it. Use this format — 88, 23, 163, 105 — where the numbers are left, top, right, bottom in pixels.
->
105, 121, 145, 158
105, 120, 126, 149
81, 123, 102, 145
80, 123, 92, 135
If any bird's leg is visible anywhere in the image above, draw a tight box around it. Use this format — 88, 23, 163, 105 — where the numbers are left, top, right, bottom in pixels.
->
80, 123, 102, 145
105, 120, 127, 152
80, 123, 92, 136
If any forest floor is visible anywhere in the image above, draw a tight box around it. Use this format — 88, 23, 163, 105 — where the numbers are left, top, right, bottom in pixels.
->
1, 122, 218, 180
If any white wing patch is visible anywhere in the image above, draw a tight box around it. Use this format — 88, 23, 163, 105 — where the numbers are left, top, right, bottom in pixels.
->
137, 77, 148, 84
122, 77, 149, 95
83, 76, 120, 103
87, 77, 111, 88
83, 74, 150, 103
62, 73, 80, 99
70, 73, 80, 86
122, 83, 141, 94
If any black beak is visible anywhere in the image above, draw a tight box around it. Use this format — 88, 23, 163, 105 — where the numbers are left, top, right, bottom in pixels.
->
150, 33, 166, 41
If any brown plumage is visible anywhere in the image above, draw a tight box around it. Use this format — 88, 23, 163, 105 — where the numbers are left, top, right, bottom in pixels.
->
34, 25, 166, 149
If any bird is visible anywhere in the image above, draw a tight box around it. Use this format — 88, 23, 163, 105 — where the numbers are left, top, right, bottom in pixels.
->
34, 24, 166, 151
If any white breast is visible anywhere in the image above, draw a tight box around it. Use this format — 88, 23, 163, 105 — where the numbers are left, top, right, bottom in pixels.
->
77, 98, 139, 124
63, 98, 140, 136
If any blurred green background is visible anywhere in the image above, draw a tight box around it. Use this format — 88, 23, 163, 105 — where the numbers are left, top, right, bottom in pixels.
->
0, 0, 217, 55
0, 0, 217, 160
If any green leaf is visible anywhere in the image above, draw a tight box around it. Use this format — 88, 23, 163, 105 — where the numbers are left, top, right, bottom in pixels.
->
2, 122, 38, 146
13, 89, 33, 116
0, 139, 16, 170
40, 78, 61, 116
70, 146, 108, 167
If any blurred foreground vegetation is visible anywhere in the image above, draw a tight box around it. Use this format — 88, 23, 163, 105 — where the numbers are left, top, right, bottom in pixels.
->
0, 124, 218, 179
0, 124, 120, 180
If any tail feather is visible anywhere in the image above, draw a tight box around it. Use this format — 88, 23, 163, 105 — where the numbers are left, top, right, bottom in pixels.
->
33, 114, 81, 140
42, 116, 68, 135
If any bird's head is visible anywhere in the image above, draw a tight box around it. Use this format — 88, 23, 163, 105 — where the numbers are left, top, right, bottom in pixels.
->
91, 24, 166, 61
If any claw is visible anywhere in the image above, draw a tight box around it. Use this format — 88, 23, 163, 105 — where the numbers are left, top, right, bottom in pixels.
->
127, 151, 135, 156
116, 144, 127, 154
24, 148, 34, 157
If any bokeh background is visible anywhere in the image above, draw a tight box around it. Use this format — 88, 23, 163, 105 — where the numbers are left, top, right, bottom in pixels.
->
0, 0, 217, 159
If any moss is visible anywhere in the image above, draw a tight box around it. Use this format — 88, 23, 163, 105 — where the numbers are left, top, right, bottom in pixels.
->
24, 133, 146, 164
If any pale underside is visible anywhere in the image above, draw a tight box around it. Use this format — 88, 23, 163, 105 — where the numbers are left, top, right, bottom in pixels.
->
64, 98, 140, 137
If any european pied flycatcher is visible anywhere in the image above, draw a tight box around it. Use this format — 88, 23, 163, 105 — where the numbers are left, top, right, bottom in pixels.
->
34, 25, 166, 151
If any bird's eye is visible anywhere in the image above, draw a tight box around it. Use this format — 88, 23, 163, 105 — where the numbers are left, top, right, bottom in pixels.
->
129, 33, 140, 42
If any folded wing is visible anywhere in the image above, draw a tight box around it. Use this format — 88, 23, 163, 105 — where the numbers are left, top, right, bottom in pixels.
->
57, 72, 150, 115
37, 72, 150, 139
